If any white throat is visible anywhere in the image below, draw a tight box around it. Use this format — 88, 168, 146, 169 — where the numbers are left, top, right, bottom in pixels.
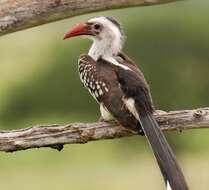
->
87, 17, 124, 61
88, 37, 122, 61
87, 17, 130, 71
88, 37, 130, 71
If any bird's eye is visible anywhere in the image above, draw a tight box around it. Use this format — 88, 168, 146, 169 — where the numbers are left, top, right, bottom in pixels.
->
94, 24, 101, 30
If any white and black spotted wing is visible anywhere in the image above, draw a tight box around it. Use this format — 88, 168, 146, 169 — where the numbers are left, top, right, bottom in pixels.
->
78, 54, 142, 131
78, 53, 189, 190
79, 54, 109, 101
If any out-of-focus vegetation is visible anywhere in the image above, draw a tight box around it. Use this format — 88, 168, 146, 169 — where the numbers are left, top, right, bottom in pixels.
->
0, 0, 209, 189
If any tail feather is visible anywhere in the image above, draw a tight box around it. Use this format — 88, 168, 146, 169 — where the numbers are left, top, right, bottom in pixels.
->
139, 113, 189, 190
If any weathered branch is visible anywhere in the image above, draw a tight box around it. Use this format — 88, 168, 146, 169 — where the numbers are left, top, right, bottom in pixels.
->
0, 0, 181, 36
0, 107, 208, 153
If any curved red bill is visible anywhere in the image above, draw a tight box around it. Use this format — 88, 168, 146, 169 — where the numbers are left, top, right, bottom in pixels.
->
63, 23, 89, 40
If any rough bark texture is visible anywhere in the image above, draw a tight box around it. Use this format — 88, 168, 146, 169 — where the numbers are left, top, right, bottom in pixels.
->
0, 0, 181, 36
0, 107, 208, 153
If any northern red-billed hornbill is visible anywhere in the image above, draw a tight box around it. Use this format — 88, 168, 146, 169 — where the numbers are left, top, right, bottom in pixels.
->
64, 17, 189, 190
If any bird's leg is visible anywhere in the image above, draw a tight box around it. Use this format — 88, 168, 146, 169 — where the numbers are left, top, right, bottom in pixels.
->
114, 121, 141, 136
99, 113, 144, 136
116, 119, 144, 136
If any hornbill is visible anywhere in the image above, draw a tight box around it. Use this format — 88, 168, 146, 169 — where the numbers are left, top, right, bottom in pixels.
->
64, 17, 189, 190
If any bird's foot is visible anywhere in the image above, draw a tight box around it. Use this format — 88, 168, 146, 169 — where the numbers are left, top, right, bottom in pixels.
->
116, 123, 144, 135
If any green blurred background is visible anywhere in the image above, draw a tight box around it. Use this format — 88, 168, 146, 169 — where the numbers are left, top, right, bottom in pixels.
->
0, 0, 209, 189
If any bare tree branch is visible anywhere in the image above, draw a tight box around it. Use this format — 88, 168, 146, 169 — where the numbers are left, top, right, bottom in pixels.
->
0, 0, 182, 36
0, 107, 208, 153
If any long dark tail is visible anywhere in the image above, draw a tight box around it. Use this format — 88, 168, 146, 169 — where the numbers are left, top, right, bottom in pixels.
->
139, 113, 189, 190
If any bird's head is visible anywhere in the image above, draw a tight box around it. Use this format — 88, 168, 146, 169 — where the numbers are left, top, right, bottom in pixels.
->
64, 17, 125, 60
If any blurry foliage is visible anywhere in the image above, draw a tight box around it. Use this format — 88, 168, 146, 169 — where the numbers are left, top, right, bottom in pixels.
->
0, 1, 209, 190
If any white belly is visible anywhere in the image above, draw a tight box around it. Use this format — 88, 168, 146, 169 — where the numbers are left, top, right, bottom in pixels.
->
100, 104, 113, 121
123, 97, 139, 120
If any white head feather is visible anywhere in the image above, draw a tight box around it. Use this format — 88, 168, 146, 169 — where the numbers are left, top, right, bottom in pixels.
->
87, 17, 125, 61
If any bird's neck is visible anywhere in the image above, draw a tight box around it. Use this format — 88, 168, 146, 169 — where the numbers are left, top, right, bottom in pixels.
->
88, 38, 132, 71
88, 37, 123, 61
